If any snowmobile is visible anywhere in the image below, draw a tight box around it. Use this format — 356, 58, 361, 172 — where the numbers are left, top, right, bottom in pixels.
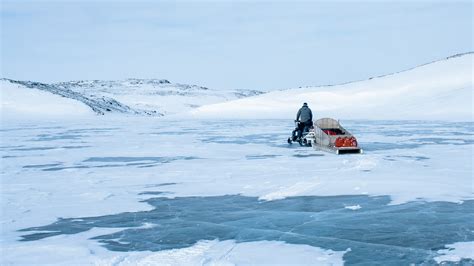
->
288, 118, 362, 154
287, 121, 312, 146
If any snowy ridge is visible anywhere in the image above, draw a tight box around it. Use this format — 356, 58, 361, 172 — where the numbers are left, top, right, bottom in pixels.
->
2, 79, 159, 116
53, 78, 263, 116
192, 52, 473, 121
298, 52, 474, 89
1, 78, 263, 118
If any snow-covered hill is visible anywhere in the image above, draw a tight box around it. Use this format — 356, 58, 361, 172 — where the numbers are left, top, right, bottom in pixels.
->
1, 53, 472, 120
192, 52, 473, 121
53, 79, 262, 115
0, 78, 263, 118
1, 79, 158, 117
1, 80, 96, 118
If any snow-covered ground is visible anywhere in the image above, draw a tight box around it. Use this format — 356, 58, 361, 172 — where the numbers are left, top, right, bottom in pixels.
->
1, 118, 473, 265
1, 53, 473, 265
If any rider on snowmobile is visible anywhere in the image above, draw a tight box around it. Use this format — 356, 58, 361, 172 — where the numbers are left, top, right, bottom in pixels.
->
295, 102, 313, 139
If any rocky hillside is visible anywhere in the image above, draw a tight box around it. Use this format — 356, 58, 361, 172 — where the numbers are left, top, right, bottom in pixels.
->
1, 78, 263, 117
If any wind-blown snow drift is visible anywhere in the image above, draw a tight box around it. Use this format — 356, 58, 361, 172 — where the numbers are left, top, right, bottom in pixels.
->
191, 53, 473, 121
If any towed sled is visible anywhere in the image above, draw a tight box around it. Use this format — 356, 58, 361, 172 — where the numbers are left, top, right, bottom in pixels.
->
288, 118, 362, 154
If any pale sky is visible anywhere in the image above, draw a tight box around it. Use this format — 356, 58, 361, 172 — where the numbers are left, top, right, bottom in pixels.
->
1, 1, 472, 90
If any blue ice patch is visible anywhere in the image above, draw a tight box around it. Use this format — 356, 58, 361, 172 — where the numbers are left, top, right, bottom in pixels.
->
19, 195, 474, 265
